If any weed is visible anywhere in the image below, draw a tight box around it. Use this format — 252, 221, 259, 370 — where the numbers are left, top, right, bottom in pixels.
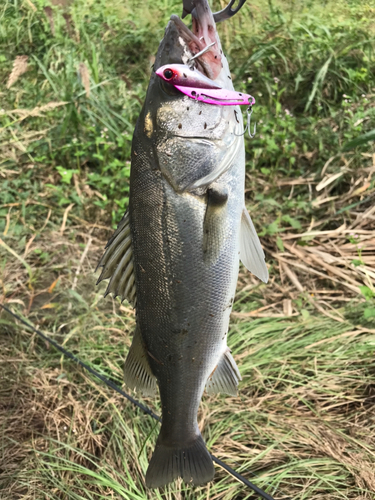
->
1, 0, 375, 498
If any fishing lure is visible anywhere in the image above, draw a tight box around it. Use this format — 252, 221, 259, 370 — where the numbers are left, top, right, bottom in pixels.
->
156, 64, 255, 107
156, 63, 222, 89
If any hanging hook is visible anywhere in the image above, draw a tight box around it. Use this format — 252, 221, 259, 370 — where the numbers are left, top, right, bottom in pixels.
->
234, 106, 256, 138
213, 0, 248, 23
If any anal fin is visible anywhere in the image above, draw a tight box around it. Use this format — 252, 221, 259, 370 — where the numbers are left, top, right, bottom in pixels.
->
205, 348, 241, 396
240, 207, 269, 283
124, 326, 157, 397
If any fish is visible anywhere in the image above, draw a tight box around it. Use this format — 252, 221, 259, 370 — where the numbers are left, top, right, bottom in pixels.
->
96, 0, 268, 489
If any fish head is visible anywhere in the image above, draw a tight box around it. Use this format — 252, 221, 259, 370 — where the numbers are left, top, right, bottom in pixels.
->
135, 0, 244, 192
146, 0, 236, 108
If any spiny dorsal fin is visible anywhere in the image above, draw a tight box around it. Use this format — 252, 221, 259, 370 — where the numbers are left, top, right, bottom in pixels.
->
104, 211, 130, 249
124, 326, 157, 397
96, 211, 136, 306
240, 207, 269, 283
205, 347, 241, 396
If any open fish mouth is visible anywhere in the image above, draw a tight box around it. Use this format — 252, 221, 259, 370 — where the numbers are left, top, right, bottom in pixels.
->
169, 0, 247, 80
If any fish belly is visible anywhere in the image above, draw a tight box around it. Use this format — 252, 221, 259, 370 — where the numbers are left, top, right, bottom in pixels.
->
129, 140, 244, 487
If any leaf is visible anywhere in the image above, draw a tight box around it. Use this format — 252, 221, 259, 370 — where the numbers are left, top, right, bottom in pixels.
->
342, 129, 375, 151
305, 55, 332, 111
301, 309, 310, 320
282, 214, 301, 229
48, 278, 60, 293
56, 167, 77, 184
364, 308, 375, 319
266, 220, 280, 235
351, 259, 363, 267
359, 285, 375, 301
276, 236, 285, 252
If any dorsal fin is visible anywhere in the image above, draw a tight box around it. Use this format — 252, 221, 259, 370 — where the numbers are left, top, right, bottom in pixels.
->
96, 211, 136, 306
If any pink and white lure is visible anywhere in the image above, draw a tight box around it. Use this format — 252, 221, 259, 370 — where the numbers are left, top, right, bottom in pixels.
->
156, 64, 255, 106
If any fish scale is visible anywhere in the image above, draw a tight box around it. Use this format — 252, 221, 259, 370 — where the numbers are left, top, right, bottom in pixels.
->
130, 130, 244, 486
97, 0, 268, 489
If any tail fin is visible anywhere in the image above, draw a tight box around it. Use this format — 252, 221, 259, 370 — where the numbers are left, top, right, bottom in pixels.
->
145, 433, 214, 488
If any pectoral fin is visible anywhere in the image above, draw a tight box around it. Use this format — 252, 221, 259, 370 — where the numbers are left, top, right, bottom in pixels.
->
124, 326, 157, 396
205, 347, 241, 396
203, 186, 228, 264
240, 208, 269, 283
96, 211, 137, 306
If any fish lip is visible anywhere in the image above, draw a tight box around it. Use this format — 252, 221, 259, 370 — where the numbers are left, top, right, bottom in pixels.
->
170, 134, 216, 141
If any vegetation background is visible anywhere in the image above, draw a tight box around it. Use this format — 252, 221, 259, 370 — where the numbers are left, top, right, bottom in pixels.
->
1, 0, 375, 498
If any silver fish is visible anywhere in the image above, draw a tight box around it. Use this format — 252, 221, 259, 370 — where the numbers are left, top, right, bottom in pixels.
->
97, 0, 268, 489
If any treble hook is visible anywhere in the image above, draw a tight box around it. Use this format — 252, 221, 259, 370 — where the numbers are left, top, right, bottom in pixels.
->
234, 106, 256, 138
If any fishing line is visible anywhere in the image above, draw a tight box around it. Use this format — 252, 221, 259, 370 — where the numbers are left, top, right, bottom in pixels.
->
0, 303, 159, 422
1, 303, 285, 500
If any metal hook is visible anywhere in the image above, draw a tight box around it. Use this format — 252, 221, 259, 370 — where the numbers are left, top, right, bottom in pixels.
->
234, 106, 256, 138
213, 0, 248, 23
188, 42, 216, 64
182, 0, 247, 21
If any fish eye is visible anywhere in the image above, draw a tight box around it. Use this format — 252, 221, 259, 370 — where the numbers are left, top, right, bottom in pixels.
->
163, 69, 174, 80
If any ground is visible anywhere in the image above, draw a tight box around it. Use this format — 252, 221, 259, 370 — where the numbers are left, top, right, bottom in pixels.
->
1, 0, 375, 498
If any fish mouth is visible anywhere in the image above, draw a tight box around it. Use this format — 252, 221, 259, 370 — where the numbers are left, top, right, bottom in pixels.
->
169, 0, 247, 80
170, 0, 223, 80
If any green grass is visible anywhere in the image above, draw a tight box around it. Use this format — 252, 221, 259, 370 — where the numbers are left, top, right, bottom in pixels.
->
2, 289, 375, 498
1, 0, 375, 498
1, 0, 374, 226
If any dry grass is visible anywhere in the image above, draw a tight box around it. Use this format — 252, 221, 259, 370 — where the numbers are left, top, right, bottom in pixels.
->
1, 106, 374, 499
1, 0, 374, 497
6, 56, 29, 89
0, 143, 374, 500
79, 63, 91, 99
1, 187, 374, 498
234, 159, 375, 324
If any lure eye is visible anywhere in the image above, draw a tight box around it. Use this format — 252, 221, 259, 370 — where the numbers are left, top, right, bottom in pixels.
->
163, 69, 174, 80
